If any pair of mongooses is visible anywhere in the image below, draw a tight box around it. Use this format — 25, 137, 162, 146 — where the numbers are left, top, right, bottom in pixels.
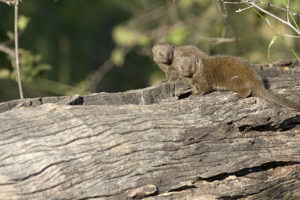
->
152, 43, 300, 111
152, 43, 209, 81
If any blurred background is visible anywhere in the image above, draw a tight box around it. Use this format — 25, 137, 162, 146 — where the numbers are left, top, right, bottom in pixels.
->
0, 0, 299, 102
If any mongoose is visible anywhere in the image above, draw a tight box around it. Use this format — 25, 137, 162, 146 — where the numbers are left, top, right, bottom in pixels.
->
173, 53, 300, 111
152, 43, 209, 81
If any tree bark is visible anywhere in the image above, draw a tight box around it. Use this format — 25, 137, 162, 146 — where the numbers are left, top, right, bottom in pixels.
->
0, 63, 300, 200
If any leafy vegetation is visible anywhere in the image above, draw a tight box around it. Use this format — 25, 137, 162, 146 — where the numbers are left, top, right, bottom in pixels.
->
0, 0, 299, 101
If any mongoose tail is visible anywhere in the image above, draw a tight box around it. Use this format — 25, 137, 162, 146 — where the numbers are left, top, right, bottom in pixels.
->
253, 81, 300, 112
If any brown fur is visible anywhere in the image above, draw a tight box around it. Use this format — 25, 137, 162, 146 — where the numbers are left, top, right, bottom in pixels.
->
152, 43, 208, 81
173, 53, 300, 111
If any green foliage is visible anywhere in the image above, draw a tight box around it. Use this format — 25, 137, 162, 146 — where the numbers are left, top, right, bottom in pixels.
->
111, 48, 124, 67
19, 50, 52, 82
167, 25, 188, 45
252, 5, 300, 62
4, 15, 31, 40
281, 0, 300, 31
0, 68, 10, 79
267, 33, 279, 63
0, 50, 52, 82
6, 31, 14, 40
112, 25, 150, 48
113, 26, 137, 47
18, 15, 31, 31
138, 35, 150, 47
0, 0, 299, 101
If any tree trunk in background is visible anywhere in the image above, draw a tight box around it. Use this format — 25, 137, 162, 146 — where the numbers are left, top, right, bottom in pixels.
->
0, 63, 300, 200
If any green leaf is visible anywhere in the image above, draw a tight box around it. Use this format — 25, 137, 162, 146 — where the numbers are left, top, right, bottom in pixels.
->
0, 69, 11, 79
138, 35, 150, 47
110, 49, 124, 67
112, 26, 137, 47
6, 31, 14, 40
267, 33, 279, 63
31, 64, 52, 77
167, 25, 188, 45
18, 15, 31, 31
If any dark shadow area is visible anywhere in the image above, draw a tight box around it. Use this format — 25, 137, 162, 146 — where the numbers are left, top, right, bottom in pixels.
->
262, 78, 270, 89
238, 122, 277, 132
195, 161, 300, 183
279, 115, 300, 131
218, 195, 246, 200
178, 91, 192, 100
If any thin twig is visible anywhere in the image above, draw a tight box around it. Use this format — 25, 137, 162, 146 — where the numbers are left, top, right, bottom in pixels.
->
14, 0, 24, 99
236, 5, 253, 13
89, 59, 114, 92
265, 17, 300, 39
194, 36, 236, 43
224, 0, 300, 36
0, 44, 15, 57
218, 0, 247, 55
249, 1, 300, 36
224, 0, 300, 17
0, 0, 14, 5
89, 47, 132, 92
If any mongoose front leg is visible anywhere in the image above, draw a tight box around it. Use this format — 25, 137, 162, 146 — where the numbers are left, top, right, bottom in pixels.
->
191, 79, 212, 96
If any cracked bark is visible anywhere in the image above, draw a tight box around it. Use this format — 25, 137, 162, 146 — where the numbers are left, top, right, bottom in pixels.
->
0, 62, 300, 200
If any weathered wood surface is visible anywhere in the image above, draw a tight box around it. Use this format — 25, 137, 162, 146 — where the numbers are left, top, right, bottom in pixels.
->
0, 63, 300, 200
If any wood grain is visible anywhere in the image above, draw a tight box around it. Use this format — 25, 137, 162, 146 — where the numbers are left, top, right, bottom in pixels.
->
0, 64, 299, 199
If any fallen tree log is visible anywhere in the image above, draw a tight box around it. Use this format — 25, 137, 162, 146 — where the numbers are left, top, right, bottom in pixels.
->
0, 63, 300, 200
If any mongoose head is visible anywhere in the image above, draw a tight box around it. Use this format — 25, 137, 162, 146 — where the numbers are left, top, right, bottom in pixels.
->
152, 43, 174, 65
174, 52, 197, 78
